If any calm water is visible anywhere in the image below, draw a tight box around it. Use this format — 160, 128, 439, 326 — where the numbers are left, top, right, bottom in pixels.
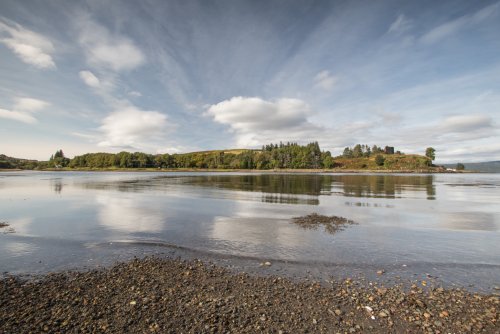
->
1, 171, 499, 289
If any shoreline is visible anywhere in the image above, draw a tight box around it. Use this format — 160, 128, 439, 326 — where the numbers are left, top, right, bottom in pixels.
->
1, 257, 498, 333
1, 167, 474, 174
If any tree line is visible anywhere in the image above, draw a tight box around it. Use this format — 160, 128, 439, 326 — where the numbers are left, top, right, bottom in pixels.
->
66, 142, 334, 169
1, 143, 437, 170
341, 144, 403, 158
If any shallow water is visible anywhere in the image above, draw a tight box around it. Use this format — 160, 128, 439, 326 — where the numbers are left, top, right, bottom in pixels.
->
1, 171, 499, 290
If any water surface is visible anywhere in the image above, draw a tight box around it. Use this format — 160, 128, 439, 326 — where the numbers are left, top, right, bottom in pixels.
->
1, 171, 499, 290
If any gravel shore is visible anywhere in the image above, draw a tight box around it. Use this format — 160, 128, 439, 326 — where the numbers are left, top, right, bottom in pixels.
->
1, 257, 498, 333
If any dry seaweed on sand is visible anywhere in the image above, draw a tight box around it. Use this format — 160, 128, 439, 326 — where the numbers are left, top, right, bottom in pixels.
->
292, 213, 356, 235
0, 222, 9, 228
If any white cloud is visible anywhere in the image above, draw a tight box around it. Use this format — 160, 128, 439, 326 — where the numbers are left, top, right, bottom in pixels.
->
0, 97, 50, 124
79, 70, 100, 88
388, 14, 412, 34
207, 96, 311, 131
128, 91, 142, 97
98, 107, 169, 148
439, 114, 493, 133
313, 70, 337, 91
0, 19, 55, 69
420, 2, 500, 44
0, 108, 37, 124
13, 97, 50, 112
77, 17, 145, 71
207, 96, 324, 147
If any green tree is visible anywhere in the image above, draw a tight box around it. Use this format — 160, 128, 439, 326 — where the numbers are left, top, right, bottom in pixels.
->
50, 149, 69, 167
456, 163, 465, 171
375, 154, 385, 166
343, 147, 353, 158
352, 144, 363, 158
425, 147, 436, 161
323, 156, 335, 168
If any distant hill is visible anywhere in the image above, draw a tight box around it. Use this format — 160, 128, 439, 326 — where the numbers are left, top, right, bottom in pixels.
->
0, 154, 40, 169
442, 161, 500, 173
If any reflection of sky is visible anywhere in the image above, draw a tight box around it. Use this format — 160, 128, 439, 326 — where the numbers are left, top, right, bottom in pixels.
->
1, 241, 37, 257
0, 171, 499, 277
4, 217, 33, 235
210, 200, 311, 251
440, 213, 498, 231
96, 194, 166, 233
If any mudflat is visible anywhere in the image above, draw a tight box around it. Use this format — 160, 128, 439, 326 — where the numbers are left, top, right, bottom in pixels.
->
1, 257, 498, 333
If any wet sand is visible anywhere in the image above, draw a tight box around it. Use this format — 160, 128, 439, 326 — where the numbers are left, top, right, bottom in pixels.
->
1, 257, 498, 333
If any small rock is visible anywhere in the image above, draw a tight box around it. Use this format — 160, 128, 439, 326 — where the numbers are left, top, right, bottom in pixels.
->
129, 301, 136, 305
335, 309, 342, 316
312, 318, 317, 324
378, 311, 388, 318
376, 270, 385, 275
439, 311, 449, 318
264, 262, 272, 266
424, 312, 431, 319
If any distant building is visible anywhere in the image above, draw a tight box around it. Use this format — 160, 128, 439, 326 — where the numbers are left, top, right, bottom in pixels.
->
384, 146, 394, 155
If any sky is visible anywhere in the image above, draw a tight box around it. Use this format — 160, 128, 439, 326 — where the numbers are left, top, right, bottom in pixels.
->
0, 0, 499, 163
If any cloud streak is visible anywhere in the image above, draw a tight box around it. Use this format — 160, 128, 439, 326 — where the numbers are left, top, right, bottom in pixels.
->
0, 19, 55, 69
77, 16, 145, 71
0, 97, 50, 124
313, 70, 337, 91
79, 70, 101, 88
388, 14, 412, 35
0, 108, 37, 124
420, 2, 500, 44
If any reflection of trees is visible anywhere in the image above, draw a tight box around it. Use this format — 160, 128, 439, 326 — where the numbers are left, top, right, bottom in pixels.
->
336, 175, 435, 199
51, 179, 63, 194
80, 174, 436, 200
180, 174, 332, 196
261, 194, 319, 205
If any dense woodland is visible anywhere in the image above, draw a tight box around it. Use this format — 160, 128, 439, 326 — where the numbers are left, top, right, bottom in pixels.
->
68, 142, 330, 169
1, 142, 435, 170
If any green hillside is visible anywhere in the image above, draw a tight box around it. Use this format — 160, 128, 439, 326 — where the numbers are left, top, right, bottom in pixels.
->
2, 142, 438, 172
333, 154, 432, 171
0, 154, 40, 169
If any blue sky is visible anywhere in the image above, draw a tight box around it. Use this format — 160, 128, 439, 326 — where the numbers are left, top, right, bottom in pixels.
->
0, 0, 499, 162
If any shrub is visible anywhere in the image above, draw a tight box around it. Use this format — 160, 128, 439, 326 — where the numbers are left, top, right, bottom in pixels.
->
375, 155, 385, 166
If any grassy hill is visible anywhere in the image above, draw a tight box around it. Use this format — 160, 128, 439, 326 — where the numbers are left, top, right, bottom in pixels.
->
332, 154, 432, 171
0, 154, 40, 169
